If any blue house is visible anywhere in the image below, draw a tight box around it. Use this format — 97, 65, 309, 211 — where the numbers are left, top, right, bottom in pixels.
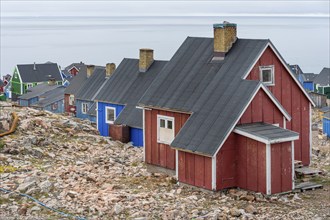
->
18, 81, 61, 106
75, 65, 112, 122
95, 49, 167, 147
30, 86, 66, 113
300, 73, 316, 91
323, 112, 330, 138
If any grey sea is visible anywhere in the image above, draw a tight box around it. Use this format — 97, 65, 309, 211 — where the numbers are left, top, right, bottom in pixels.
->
0, 15, 329, 76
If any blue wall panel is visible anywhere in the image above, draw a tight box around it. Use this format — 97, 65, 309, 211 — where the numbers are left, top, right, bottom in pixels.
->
323, 118, 330, 138
19, 99, 29, 107
303, 82, 314, 91
43, 100, 64, 114
97, 101, 125, 136
76, 100, 94, 120
130, 127, 143, 147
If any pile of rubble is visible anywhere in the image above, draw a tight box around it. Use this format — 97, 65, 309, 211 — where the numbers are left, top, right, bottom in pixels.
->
0, 105, 329, 219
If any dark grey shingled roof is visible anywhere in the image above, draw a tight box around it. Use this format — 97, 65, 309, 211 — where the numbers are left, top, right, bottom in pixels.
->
31, 86, 65, 108
75, 67, 107, 101
302, 73, 316, 82
314, 67, 330, 86
95, 59, 168, 128
235, 123, 299, 143
64, 65, 88, 95
139, 37, 272, 156
17, 63, 63, 83
18, 83, 60, 100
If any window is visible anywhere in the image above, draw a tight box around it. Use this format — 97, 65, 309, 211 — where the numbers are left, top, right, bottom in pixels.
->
69, 95, 75, 105
82, 103, 88, 114
27, 83, 33, 88
157, 115, 175, 144
51, 102, 58, 110
259, 65, 275, 86
106, 107, 116, 124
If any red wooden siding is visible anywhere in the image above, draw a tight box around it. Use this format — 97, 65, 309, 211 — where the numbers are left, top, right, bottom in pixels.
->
145, 109, 190, 170
246, 46, 310, 165
234, 135, 266, 193
271, 142, 292, 194
70, 68, 79, 76
178, 151, 212, 190
216, 133, 237, 190
238, 89, 284, 126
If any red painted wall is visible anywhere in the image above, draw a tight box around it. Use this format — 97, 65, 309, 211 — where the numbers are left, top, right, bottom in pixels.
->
70, 68, 79, 76
238, 89, 284, 126
271, 142, 292, 194
216, 89, 284, 191
178, 151, 212, 190
246, 46, 310, 165
145, 109, 190, 170
237, 135, 267, 194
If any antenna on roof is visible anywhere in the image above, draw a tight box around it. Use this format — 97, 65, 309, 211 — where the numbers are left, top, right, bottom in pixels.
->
33, 62, 36, 71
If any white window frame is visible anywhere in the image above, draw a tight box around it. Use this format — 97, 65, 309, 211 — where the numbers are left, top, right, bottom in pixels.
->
105, 106, 116, 124
157, 115, 175, 144
259, 65, 275, 86
51, 102, 58, 110
27, 83, 33, 88
82, 103, 88, 114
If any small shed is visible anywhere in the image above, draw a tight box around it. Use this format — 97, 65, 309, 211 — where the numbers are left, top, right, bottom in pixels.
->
309, 92, 327, 108
323, 112, 330, 138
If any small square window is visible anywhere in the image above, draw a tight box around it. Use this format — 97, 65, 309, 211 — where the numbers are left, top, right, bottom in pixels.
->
160, 119, 166, 128
260, 66, 274, 86
106, 107, 116, 124
157, 115, 175, 144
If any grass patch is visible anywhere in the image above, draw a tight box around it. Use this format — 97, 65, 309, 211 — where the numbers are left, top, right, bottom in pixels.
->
0, 140, 5, 150
0, 165, 17, 173
311, 176, 330, 186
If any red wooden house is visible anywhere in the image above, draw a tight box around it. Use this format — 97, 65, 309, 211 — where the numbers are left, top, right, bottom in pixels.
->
138, 22, 314, 194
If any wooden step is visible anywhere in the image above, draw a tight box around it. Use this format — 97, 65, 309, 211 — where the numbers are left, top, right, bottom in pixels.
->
295, 181, 323, 192
295, 167, 322, 178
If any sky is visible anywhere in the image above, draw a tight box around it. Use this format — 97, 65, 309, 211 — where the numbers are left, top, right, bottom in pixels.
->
0, 0, 329, 76
1, 0, 329, 18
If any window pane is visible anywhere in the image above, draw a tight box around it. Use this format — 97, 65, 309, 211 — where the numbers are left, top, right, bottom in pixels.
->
167, 120, 173, 129
160, 119, 166, 128
107, 109, 114, 121
262, 69, 272, 82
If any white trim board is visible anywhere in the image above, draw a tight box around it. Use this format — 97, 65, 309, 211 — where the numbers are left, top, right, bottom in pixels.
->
241, 42, 315, 107
266, 144, 271, 195
291, 141, 295, 190
212, 156, 216, 190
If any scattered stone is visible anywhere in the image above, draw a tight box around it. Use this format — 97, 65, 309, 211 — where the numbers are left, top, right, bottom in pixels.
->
230, 207, 241, 217
245, 204, 257, 214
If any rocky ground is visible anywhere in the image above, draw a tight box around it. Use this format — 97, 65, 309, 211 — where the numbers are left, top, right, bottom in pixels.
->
0, 103, 329, 220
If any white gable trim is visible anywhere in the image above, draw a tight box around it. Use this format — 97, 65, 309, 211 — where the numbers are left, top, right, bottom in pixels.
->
213, 82, 292, 157
242, 42, 315, 107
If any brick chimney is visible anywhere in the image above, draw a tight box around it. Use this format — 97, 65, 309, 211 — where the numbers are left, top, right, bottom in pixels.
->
106, 63, 116, 78
87, 65, 95, 78
139, 49, 154, 72
213, 21, 237, 61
